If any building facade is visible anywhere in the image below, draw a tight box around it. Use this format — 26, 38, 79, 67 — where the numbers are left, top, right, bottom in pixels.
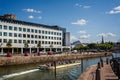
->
0, 14, 70, 54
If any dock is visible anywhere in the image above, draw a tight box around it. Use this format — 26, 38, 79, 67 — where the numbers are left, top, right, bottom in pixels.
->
78, 58, 119, 80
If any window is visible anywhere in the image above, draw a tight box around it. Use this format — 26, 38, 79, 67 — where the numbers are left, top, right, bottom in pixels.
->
14, 39, 17, 43
27, 40, 30, 44
42, 36, 44, 39
31, 40, 34, 44
9, 39, 12, 43
45, 41, 47, 44
35, 30, 37, 33
23, 40, 26, 43
9, 26, 12, 30
35, 35, 37, 38
0, 25, 2, 29
23, 28, 26, 32
4, 32, 7, 36
31, 35, 34, 38
27, 34, 30, 38
39, 30, 41, 33
14, 27, 17, 31
4, 25, 7, 30
19, 27, 22, 31
31, 29, 34, 33
0, 32, 2, 36
45, 31, 47, 34
27, 29, 30, 32
18, 34, 22, 37
23, 34, 26, 38
45, 36, 47, 39
54, 32, 56, 35
42, 30, 44, 34
39, 36, 41, 39
35, 41, 37, 44
0, 39, 2, 43
3, 39, 7, 43
51, 32, 53, 35
14, 33, 17, 37
19, 40, 22, 43
9, 33, 12, 37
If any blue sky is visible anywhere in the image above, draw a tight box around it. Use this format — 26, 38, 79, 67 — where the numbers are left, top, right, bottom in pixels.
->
0, 0, 120, 43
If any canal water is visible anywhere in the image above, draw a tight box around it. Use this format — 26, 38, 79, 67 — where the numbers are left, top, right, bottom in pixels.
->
0, 53, 120, 80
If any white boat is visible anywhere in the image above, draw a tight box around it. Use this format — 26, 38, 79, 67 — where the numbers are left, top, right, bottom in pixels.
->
39, 61, 81, 70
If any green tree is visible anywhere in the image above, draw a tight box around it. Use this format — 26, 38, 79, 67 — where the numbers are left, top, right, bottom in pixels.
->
6, 40, 12, 52
24, 42, 29, 52
37, 42, 41, 48
87, 43, 97, 49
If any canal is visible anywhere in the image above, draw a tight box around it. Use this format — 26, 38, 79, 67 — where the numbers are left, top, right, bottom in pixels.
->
0, 53, 120, 80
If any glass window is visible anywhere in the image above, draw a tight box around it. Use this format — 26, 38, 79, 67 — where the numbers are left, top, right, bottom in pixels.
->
4, 25, 7, 30
39, 30, 41, 33
19, 27, 22, 31
14, 39, 17, 43
9, 33, 12, 37
35, 35, 37, 38
0, 39, 2, 43
14, 33, 17, 37
9, 26, 12, 30
45, 31, 47, 34
51, 32, 53, 35
42, 30, 44, 34
31, 29, 34, 33
4, 32, 7, 36
39, 36, 41, 39
31, 35, 34, 38
23, 34, 26, 38
42, 36, 44, 39
19, 40, 22, 43
3, 39, 7, 43
27, 29, 30, 32
0, 32, 2, 36
23, 28, 26, 32
31, 40, 34, 44
18, 33, 22, 37
23, 40, 26, 43
27, 34, 30, 38
0, 25, 2, 29
35, 41, 37, 44
35, 30, 37, 33
14, 27, 17, 31
27, 40, 30, 44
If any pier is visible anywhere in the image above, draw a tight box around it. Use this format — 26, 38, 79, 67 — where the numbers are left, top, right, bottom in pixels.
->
78, 57, 119, 80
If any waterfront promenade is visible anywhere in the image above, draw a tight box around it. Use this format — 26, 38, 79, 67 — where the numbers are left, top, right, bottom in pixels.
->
78, 58, 119, 80
0, 52, 111, 66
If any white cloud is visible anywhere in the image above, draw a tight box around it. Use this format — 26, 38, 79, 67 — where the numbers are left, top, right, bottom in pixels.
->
38, 16, 42, 19
80, 34, 90, 39
28, 15, 34, 19
97, 32, 116, 37
23, 8, 41, 13
97, 33, 106, 37
106, 32, 116, 37
75, 4, 91, 9
107, 6, 120, 14
71, 19, 87, 26
78, 30, 86, 34
83, 6, 91, 9
70, 36, 78, 42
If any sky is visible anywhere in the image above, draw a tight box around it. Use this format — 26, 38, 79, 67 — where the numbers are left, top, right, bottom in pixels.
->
0, 0, 120, 43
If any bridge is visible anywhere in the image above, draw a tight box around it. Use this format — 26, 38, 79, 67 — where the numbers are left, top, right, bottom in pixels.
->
0, 52, 112, 66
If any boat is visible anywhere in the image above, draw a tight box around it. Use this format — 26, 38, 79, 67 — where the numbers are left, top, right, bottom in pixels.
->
38, 60, 81, 70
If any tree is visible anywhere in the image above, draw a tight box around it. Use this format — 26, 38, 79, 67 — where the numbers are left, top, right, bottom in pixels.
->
49, 44, 53, 51
37, 42, 41, 48
6, 40, 12, 52
24, 42, 29, 52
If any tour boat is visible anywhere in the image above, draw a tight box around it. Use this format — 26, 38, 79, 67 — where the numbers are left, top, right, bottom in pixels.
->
38, 60, 81, 70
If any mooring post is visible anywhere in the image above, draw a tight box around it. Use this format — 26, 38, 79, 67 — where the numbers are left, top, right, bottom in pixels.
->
54, 61, 57, 80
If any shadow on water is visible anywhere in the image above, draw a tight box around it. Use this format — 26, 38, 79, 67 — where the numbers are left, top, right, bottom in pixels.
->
1, 53, 120, 80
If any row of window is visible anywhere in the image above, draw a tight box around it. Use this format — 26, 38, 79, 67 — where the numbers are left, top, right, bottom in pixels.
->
0, 25, 62, 36
0, 32, 62, 40
0, 39, 62, 45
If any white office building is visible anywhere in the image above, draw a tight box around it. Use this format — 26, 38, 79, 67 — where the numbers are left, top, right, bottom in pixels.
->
0, 14, 70, 54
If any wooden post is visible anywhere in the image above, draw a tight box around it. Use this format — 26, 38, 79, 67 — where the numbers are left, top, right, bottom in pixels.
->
54, 61, 57, 80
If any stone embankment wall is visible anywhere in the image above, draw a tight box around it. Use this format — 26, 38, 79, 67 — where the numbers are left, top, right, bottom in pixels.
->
0, 52, 112, 66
